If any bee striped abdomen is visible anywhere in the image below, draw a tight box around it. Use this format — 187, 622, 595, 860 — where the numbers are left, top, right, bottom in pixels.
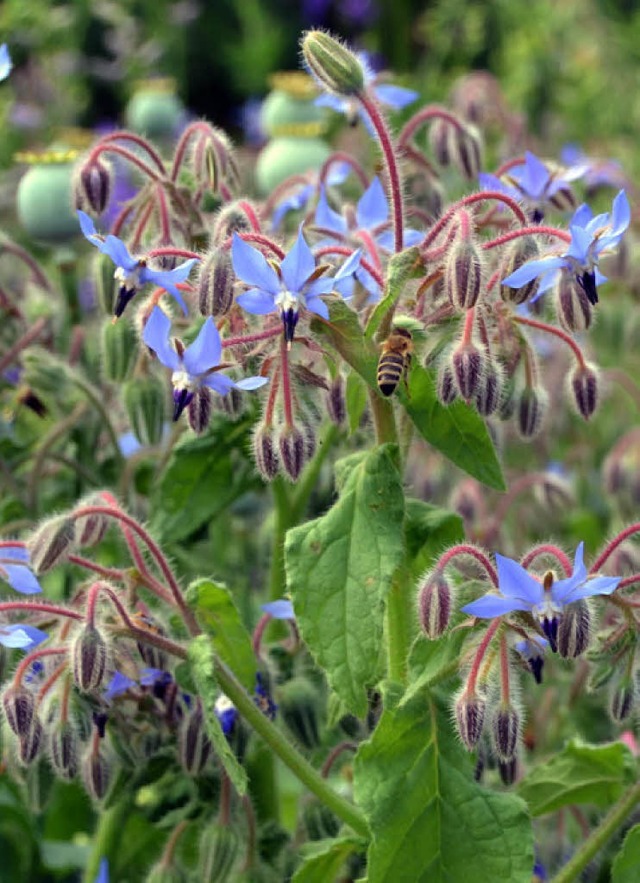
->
377, 352, 406, 396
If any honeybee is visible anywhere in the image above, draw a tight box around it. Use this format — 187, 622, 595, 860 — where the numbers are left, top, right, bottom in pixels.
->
377, 327, 414, 396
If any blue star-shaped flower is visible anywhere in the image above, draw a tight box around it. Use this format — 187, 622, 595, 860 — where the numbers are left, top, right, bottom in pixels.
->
480, 151, 579, 221
461, 543, 620, 650
0, 544, 42, 594
514, 634, 548, 684
502, 190, 630, 304
0, 623, 48, 650
261, 599, 295, 619
77, 211, 199, 317
271, 163, 351, 230
0, 44, 12, 81
104, 671, 137, 700
315, 52, 417, 130
232, 228, 361, 343
143, 306, 268, 420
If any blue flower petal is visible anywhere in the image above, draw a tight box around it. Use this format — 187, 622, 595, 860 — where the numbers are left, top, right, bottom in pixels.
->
333, 247, 363, 281
78, 210, 102, 245
566, 226, 593, 263
104, 671, 137, 700
0, 543, 28, 562
373, 83, 419, 109
561, 575, 620, 604
570, 203, 593, 229
234, 375, 269, 391
516, 152, 550, 199
183, 318, 222, 376
461, 594, 533, 618
495, 553, 543, 606
280, 228, 316, 292
315, 187, 348, 235
95, 858, 109, 883
261, 599, 295, 619
236, 288, 276, 315
609, 190, 631, 238
102, 235, 138, 271
232, 234, 280, 294
203, 373, 236, 395
356, 177, 388, 230
502, 256, 566, 288
272, 184, 313, 229
0, 44, 12, 81
1, 563, 42, 595
143, 259, 198, 302
315, 94, 347, 113
305, 294, 330, 320
478, 173, 520, 202
0, 624, 48, 649
142, 307, 181, 371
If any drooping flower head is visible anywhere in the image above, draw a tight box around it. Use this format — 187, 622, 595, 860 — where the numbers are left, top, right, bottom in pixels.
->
77, 211, 199, 317
0, 623, 48, 650
0, 543, 43, 594
502, 190, 630, 305
514, 635, 548, 684
232, 228, 361, 345
479, 151, 579, 222
261, 598, 295, 619
461, 543, 620, 652
143, 306, 268, 420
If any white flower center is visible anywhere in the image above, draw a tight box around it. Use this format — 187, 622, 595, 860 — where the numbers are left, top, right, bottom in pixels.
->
171, 369, 195, 392
114, 264, 142, 291
275, 289, 299, 313
214, 694, 235, 715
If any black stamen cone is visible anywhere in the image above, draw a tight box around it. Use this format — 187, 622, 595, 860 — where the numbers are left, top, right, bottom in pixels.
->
578, 271, 599, 305
282, 307, 299, 344
529, 656, 544, 684
114, 286, 137, 318
541, 617, 558, 653
173, 388, 193, 421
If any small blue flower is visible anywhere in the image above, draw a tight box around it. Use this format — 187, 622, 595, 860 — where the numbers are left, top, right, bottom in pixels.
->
140, 668, 172, 689
255, 672, 277, 720
95, 858, 109, 883
0, 623, 48, 650
514, 635, 548, 684
503, 190, 630, 304
143, 306, 268, 420
561, 144, 626, 192
104, 671, 137, 700
77, 211, 198, 317
0, 544, 42, 595
462, 543, 620, 651
0, 45, 12, 81
272, 163, 351, 230
315, 52, 417, 130
480, 151, 578, 221
214, 693, 238, 736
261, 599, 295, 619
232, 228, 361, 343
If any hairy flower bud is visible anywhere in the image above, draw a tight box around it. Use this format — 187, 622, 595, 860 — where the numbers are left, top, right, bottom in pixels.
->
557, 600, 591, 659
253, 424, 280, 481
178, 701, 211, 775
49, 722, 79, 779
198, 248, 234, 317
454, 690, 486, 750
445, 239, 483, 310
187, 387, 213, 434
3, 685, 36, 737
326, 376, 346, 426
301, 30, 365, 97
74, 494, 109, 548
516, 387, 546, 439
500, 236, 540, 304
123, 375, 167, 446
557, 275, 592, 332
72, 625, 108, 692
81, 744, 112, 801
570, 364, 599, 420
27, 514, 76, 574
499, 757, 517, 786
437, 363, 458, 405
19, 718, 43, 765
279, 677, 321, 750
452, 124, 483, 180
212, 202, 253, 245
610, 677, 635, 722
429, 119, 453, 167
417, 570, 452, 639
452, 343, 484, 400
303, 798, 341, 841
278, 425, 306, 482
74, 156, 113, 214
474, 366, 501, 416
94, 251, 118, 315
198, 824, 241, 883
101, 318, 138, 382
491, 704, 520, 762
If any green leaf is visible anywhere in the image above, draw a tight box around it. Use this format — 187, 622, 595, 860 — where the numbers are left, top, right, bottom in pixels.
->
41, 840, 90, 871
517, 740, 635, 816
404, 498, 464, 575
345, 369, 368, 435
285, 445, 405, 716
613, 824, 640, 883
354, 690, 533, 882
185, 579, 256, 693
292, 836, 362, 883
400, 364, 506, 491
151, 415, 261, 542
187, 635, 248, 795
364, 246, 422, 341
311, 300, 378, 388
403, 630, 467, 702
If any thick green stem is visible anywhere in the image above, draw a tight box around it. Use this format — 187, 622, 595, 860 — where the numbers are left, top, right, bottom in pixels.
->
214, 658, 369, 838
551, 781, 640, 883
386, 567, 413, 685
369, 391, 398, 447
268, 478, 293, 601
83, 797, 132, 883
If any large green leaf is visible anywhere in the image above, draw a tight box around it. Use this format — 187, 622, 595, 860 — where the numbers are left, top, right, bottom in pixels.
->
292, 836, 362, 883
285, 445, 405, 716
151, 415, 261, 542
404, 499, 464, 575
311, 300, 378, 388
403, 630, 467, 703
517, 740, 635, 816
354, 688, 533, 882
185, 579, 256, 692
613, 824, 640, 883
187, 635, 248, 795
400, 364, 506, 491
364, 246, 422, 341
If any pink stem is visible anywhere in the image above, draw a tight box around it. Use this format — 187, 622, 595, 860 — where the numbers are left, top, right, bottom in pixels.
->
221, 326, 282, 349
171, 121, 215, 182
399, 105, 466, 146
483, 226, 571, 249
146, 247, 202, 261
92, 131, 166, 174
499, 635, 510, 703
280, 336, 294, 425
422, 191, 528, 250
238, 200, 262, 232
0, 317, 48, 375
467, 619, 501, 694
592, 524, 640, 574
514, 315, 587, 369
314, 245, 385, 290
321, 741, 358, 777
520, 545, 572, 576
224, 232, 286, 261
14, 646, 67, 687
318, 152, 369, 189
93, 143, 161, 182
437, 544, 498, 586
0, 600, 82, 621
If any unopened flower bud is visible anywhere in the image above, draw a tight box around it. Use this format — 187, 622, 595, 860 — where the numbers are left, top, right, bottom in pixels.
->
455, 690, 486, 750
27, 514, 76, 574
570, 364, 599, 420
326, 376, 346, 426
500, 237, 540, 304
429, 119, 453, 167
303, 798, 340, 841
452, 343, 484, 400
446, 239, 483, 310
557, 600, 591, 659
123, 375, 167, 446
611, 677, 635, 722
49, 722, 79, 779
211, 202, 253, 245
516, 387, 546, 439
253, 424, 280, 481
72, 625, 108, 692
498, 757, 517, 786
187, 387, 213, 434
81, 744, 112, 801
3, 685, 36, 737
474, 366, 501, 416
198, 823, 241, 883
557, 275, 592, 332
301, 30, 365, 97
19, 718, 44, 765
279, 677, 322, 750
437, 363, 458, 405
74, 156, 113, 214
101, 318, 138, 382
491, 704, 520, 762
198, 248, 234, 317
75, 494, 110, 548
536, 471, 573, 513
452, 124, 483, 180
93, 251, 118, 315
179, 700, 211, 775
278, 425, 306, 482
417, 570, 453, 639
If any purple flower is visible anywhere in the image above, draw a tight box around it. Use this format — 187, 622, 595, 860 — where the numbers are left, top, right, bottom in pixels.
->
0, 623, 48, 650
271, 163, 351, 230
462, 543, 620, 650
214, 694, 238, 736
502, 190, 630, 305
261, 599, 295, 620
95, 858, 109, 883
0, 45, 12, 82
232, 228, 361, 343
77, 211, 198, 317
479, 151, 578, 221
0, 544, 43, 595
143, 307, 268, 420
514, 635, 548, 684
104, 671, 137, 700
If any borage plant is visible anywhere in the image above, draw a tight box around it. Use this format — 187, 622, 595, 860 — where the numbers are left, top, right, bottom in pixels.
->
2, 31, 640, 883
